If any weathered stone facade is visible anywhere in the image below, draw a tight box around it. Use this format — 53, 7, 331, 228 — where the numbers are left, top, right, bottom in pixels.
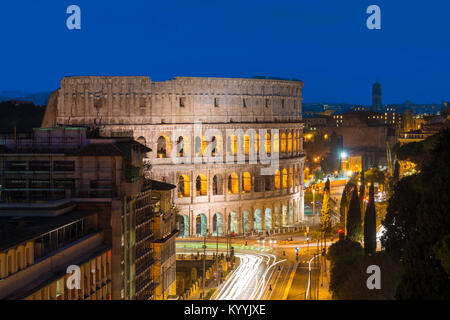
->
42, 76, 306, 236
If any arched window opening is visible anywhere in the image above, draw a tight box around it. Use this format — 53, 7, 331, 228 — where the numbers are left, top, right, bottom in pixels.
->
265, 133, 271, 154
273, 133, 279, 153
289, 167, 293, 188
213, 175, 223, 195
177, 136, 187, 157
293, 132, 297, 152
281, 133, 287, 153
282, 168, 288, 189
228, 173, 239, 194
255, 134, 260, 153
244, 135, 250, 155
157, 136, 169, 158
195, 175, 207, 196
288, 132, 293, 152
178, 175, 190, 197
274, 170, 281, 190
242, 172, 251, 193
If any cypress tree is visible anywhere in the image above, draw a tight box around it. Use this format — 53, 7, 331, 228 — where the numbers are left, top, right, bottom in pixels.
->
393, 161, 400, 182
321, 179, 332, 236
339, 182, 354, 231
364, 184, 377, 254
346, 186, 362, 242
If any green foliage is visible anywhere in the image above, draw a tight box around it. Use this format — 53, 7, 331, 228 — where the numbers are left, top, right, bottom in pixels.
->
314, 169, 325, 182
365, 168, 386, 186
331, 252, 403, 300
346, 187, 362, 242
327, 238, 364, 299
393, 161, 400, 182
339, 181, 354, 227
0, 101, 45, 132
321, 179, 332, 236
383, 129, 450, 299
433, 234, 450, 275
364, 185, 377, 255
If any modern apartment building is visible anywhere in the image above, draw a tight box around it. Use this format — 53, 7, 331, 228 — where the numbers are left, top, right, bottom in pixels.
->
0, 127, 177, 300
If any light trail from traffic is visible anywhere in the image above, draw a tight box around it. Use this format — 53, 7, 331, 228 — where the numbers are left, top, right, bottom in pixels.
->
214, 253, 285, 300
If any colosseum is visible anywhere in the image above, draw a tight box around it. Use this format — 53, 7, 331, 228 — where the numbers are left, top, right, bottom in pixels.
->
42, 76, 306, 237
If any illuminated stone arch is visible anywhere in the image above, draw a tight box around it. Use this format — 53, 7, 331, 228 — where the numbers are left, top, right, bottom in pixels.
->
157, 135, 170, 158
288, 132, 293, 152
178, 174, 190, 197
265, 208, 272, 230
282, 205, 288, 227
264, 133, 271, 154
289, 203, 294, 225
274, 206, 281, 228
281, 133, 287, 153
293, 131, 297, 152
242, 210, 251, 233
244, 134, 250, 155
195, 174, 207, 196
242, 172, 251, 193
213, 213, 224, 236
254, 134, 260, 153
176, 136, 188, 157
274, 170, 281, 190
273, 132, 279, 153
212, 174, 223, 195
282, 168, 288, 189
289, 167, 294, 188
195, 213, 208, 237
254, 209, 263, 231
178, 214, 190, 237
228, 211, 238, 234
228, 173, 239, 194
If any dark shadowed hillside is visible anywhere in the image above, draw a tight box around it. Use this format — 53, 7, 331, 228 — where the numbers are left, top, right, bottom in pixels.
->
0, 100, 46, 133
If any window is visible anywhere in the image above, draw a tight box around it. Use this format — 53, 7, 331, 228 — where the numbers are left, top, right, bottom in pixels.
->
214, 98, 219, 107
281, 99, 285, 109
179, 97, 185, 107
53, 161, 75, 172
178, 175, 190, 197
6, 161, 26, 171
29, 161, 51, 171
212, 175, 223, 195
228, 173, 239, 194
265, 99, 269, 108
195, 175, 207, 196
242, 98, 247, 108
242, 172, 251, 193
157, 136, 170, 158
274, 170, 280, 190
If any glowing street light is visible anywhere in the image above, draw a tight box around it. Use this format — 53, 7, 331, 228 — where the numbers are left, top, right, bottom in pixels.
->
340, 151, 348, 159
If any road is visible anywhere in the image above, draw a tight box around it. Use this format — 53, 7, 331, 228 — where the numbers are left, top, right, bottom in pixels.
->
177, 233, 329, 300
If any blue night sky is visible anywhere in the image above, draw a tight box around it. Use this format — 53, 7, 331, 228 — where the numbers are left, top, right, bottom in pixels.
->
0, 0, 449, 104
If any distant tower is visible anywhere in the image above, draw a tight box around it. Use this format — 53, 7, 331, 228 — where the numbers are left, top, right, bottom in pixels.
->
372, 81, 382, 111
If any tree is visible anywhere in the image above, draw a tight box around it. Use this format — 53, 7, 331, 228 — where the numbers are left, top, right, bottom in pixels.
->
359, 170, 365, 200
321, 179, 332, 236
339, 181, 354, 228
383, 129, 450, 299
346, 186, 362, 242
327, 238, 364, 299
393, 160, 400, 182
364, 184, 377, 255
